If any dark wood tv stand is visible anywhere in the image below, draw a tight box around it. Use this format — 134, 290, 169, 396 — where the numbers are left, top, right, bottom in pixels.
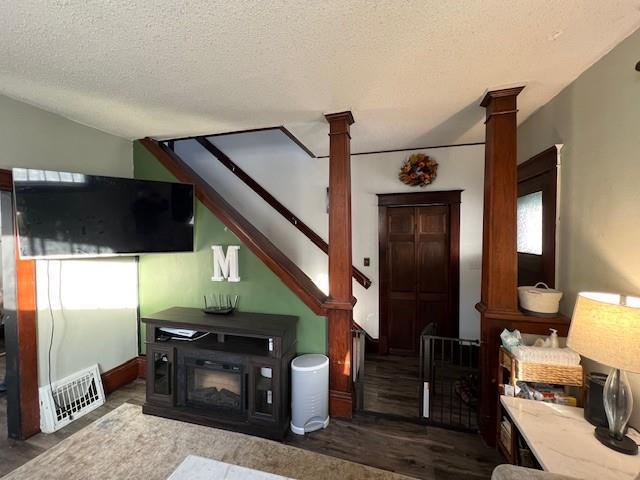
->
141, 307, 297, 440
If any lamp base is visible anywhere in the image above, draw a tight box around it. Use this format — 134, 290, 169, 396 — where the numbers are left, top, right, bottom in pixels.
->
595, 426, 638, 455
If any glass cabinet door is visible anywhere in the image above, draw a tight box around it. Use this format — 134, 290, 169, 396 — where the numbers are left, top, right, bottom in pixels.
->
250, 362, 278, 421
254, 366, 274, 416
154, 351, 172, 395
147, 345, 175, 406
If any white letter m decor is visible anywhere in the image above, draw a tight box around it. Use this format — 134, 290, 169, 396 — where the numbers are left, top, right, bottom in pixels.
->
211, 245, 240, 282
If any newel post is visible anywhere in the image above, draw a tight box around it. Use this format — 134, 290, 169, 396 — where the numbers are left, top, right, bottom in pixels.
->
325, 111, 355, 418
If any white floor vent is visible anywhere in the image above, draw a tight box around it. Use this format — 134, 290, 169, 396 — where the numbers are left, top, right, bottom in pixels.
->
39, 364, 105, 433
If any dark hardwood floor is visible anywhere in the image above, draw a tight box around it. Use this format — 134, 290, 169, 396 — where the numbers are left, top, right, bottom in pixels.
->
0, 361, 146, 477
286, 412, 501, 479
363, 354, 421, 418
0, 356, 501, 479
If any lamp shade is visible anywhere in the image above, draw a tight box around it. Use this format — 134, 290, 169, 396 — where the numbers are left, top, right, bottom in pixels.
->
567, 292, 640, 373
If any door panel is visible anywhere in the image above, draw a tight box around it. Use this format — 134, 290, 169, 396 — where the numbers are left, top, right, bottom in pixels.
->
380, 198, 458, 355
389, 241, 415, 293
417, 207, 447, 234
417, 206, 450, 334
389, 208, 414, 235
388, 297, 416, 352
386, 207, 417, 353
417, 240, 447, 293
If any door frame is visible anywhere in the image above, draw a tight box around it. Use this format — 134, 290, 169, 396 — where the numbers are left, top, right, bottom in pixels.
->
517, 145, 560, 288
1, 168, 40, 440
377, 190, 462, 354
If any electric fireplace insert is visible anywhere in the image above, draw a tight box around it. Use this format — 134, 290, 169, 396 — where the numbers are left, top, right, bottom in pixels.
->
142, 307, 297, 440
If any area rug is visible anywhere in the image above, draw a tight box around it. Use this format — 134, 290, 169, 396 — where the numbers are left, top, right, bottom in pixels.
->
1, 403, 414, 480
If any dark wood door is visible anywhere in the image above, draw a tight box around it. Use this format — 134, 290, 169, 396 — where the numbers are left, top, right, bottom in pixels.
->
517, 147, 559, 288
379, 191, 460, 355
416, 206, 452, 339
385, 206, 417, 353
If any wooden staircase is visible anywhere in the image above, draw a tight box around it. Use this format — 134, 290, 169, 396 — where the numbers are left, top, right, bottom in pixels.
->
143, 113, 359, 418
191, 136, 371, 289
139, 138, 329, 315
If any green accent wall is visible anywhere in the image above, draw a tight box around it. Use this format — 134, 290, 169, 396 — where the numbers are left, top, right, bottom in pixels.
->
133, 141, 326, 354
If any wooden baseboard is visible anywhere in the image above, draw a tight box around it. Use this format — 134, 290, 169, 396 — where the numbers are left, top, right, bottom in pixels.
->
137, 355, 146, 379
101, 357, 143, 394
378, 336, 388, 355
329, 389, 353, 419
364, 336, 379, 354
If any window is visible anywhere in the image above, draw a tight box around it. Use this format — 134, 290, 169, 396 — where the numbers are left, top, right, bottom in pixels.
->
517, 191, 543, 255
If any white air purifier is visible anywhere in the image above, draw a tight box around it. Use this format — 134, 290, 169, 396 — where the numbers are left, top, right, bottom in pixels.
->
290, 354, 329, 435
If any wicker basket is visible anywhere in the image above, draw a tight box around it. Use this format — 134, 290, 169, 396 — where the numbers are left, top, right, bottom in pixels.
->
500, 347, 583, 387
518, 282, 563, 314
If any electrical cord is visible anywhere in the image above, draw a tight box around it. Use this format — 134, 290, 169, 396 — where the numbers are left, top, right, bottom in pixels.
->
46, 260, 64, 417
57, 261, 72, 420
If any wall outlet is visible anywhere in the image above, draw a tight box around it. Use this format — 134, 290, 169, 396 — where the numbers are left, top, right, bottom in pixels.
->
363, 257, 370, 267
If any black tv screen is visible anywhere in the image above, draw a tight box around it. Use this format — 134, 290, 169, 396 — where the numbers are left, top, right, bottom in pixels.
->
13, 168, 194, 259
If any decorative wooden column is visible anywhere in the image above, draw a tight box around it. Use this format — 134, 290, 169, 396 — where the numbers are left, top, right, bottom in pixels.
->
479, 87, 524, 313
477, 87, 524, 444
476, 88, 572, 447
325, 111, 355, 418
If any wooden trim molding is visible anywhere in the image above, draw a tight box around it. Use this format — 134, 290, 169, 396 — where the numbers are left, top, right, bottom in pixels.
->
517, 146, 559, 288
162, 124, 484, 160
162, 126, 316, 159
316, 141, 485, 159
480, 87, 525, 107
14, 254, 39, 439
101, 358, 140, 394
518, 146, 559, 182
137, 355, 146, 379
101, 356, 147, 393
325, 110, 355, 126
195, 137, 371, 289
0, 169, 12, 191
377, 190, 462, 207
139, 138, 328, 316
0, 168, 40, 440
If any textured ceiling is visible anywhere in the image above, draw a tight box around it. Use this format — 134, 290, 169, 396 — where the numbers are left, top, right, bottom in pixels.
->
1, 1, 639, 156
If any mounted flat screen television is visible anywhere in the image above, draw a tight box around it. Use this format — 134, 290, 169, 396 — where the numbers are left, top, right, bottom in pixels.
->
13, 168, 194, 259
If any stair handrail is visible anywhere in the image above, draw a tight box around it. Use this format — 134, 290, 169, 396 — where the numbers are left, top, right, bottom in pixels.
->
140, 138, 329, 315
192, 137, 372, 289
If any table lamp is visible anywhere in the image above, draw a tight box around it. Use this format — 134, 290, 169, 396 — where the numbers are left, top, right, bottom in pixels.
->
567, 292, 640, 455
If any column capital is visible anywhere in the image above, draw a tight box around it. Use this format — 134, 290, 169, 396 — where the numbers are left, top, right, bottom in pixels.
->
324, 110, 355, 126
480, 86, 525, 108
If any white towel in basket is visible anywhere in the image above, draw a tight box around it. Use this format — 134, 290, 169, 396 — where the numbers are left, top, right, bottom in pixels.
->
510, 346, 581, 366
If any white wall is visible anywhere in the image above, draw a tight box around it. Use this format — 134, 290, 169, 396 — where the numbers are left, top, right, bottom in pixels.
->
517, 29, 640, 427
352, 147, 484, 340
0, 93, 137, 385
35, 259, 138, 386
176, 132, 484, 340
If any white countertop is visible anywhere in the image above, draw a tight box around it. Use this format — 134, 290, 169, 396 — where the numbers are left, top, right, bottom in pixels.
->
501, 396, 640, 480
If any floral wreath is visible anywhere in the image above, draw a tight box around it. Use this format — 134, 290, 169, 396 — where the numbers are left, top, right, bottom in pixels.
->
398, 153, 438, 187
